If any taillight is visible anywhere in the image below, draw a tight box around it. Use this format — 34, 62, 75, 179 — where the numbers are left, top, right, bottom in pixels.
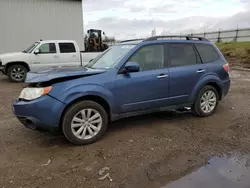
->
223, 63, 229, 73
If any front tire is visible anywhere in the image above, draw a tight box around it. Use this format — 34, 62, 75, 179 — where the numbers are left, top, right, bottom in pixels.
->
62, 101, 108, 145
7, 64, 27, 83
192, 85, 219, 117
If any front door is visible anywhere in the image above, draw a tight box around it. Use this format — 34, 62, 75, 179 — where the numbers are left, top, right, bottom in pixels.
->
167, 43, 207, 105
114, 44, 169, 113
30, 43, 59, 72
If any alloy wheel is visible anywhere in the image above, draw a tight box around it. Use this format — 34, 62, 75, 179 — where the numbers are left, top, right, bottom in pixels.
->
200, 90, 217, 114
11, 68, 25, 81
71, 108, 103, 140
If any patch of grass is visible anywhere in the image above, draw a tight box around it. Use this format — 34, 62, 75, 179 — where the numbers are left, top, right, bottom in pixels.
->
215, 42, 250, 68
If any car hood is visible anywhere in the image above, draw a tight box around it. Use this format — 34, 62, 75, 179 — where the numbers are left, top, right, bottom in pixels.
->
25, 67, 106, 83
0, 52, 24, 59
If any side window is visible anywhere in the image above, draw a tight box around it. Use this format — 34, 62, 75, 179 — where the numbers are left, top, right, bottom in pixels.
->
59, 43, 76, 53
128, 45, 164, 72
168, 43, 198, 67
38, 43, 56, 54
194, 43, 219, 63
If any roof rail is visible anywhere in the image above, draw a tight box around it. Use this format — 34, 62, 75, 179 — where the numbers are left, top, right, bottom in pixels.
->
144, 35, 208, 41
120, 39, 145, 43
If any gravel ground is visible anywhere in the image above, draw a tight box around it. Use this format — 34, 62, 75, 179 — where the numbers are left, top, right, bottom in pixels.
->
0, 70, 250, 188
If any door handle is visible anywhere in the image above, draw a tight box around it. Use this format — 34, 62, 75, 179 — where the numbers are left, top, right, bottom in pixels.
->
53, 55, 59, 58
197, 69, 205, 73
157, 74, 168, 79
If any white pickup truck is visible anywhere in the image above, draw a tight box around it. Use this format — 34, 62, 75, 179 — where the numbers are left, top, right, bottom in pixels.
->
0, 40, 102, 82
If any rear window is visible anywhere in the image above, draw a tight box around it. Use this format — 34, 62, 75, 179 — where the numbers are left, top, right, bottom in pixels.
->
194, 43, 219, 63
59, 43, 76, 53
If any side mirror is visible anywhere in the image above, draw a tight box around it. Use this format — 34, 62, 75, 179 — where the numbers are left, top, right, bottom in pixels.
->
34, 49, 40, 54
121, 61, 140, 73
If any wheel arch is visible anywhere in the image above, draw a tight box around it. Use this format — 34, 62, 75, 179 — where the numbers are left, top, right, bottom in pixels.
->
59, 95, 111, 131
5, 61, 30, 73
190, 77, 223, 103
205, 82, 222, 100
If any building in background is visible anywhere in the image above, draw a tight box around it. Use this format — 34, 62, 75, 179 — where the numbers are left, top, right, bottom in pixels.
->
0, 0, 84, 54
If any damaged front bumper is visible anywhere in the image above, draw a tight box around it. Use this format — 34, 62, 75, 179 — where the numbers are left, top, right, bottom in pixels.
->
12, 95, 66, 132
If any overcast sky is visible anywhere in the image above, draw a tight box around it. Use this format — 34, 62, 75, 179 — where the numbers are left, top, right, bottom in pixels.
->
84, 0, 250, 40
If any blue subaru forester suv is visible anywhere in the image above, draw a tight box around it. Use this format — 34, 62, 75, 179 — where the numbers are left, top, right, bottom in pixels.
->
12, 36, 230, 145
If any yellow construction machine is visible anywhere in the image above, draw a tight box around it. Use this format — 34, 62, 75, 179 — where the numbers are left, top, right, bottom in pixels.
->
84, 29, 109, 52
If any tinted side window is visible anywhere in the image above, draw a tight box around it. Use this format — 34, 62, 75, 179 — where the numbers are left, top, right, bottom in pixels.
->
168, 43, 198, 67
59, 43, 76, 53
38, 43, 56, 54
128, 45, 164, 71
194, 43, 219, 63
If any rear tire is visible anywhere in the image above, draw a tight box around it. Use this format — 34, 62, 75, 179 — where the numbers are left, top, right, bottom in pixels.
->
192, 85, 219, 117
62, 100, 108, 145
7, 64, 27, 83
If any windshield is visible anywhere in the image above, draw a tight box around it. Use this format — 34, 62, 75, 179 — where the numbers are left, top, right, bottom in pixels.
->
90, 31, 99, 37
23, 42, 40, 53
86, 44, 135, 69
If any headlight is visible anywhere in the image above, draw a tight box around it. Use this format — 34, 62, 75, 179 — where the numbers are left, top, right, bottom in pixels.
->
19, 86, 52, 100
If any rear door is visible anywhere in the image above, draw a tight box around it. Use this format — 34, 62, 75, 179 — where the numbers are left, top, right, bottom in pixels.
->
167, 42, 206, 105
57, 42, 81, 68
